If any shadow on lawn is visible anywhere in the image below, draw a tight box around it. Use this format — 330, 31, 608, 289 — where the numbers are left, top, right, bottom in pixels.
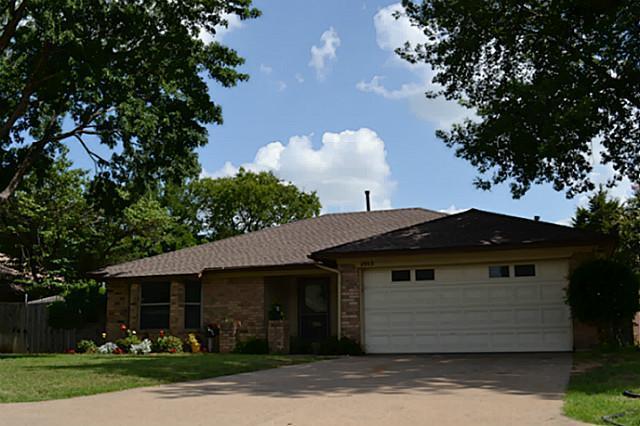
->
134, 353, 572, 401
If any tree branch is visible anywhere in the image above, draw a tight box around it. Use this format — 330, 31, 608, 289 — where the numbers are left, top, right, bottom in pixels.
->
0, 0, 27, 54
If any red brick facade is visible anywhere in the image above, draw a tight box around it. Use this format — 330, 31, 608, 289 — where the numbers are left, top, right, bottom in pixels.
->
268, 320, 290, 354
106, 281, 129, 338
339, 264, 361, 343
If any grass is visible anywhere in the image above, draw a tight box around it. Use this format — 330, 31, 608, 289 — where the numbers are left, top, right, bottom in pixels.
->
564, 349, 640, 425
0, 353, 318, 403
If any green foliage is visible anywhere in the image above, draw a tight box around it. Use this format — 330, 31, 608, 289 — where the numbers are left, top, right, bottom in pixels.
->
76, 340, 98, 354
154, 336, 184, 353
191, 168, 321, 240
47, 280, 106, 329
1, 0, 260, 204
573, 188, 640, 270
401, 0, 640, 198
567, 259, 639, 345
233, 338, 269, 354
115, 335, 142, 353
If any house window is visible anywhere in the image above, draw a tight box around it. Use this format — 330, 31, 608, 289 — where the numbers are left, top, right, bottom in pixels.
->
184, 281, 202, 329
391, 270, 411, 282
140, 282, 170, 329
489, 265, 510, 278
415, 269, 435, 281
514, 264, 536, 277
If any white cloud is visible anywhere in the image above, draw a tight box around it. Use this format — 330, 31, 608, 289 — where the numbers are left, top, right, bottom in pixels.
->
309, 27, 341, 80
439, 205, 469, 215
204, 128, 396, 211
294, 73, 305, 83
259, 64, 273, 74
357, 3, 470, 127
276, 80, 287, 91
199, 13, 243, 44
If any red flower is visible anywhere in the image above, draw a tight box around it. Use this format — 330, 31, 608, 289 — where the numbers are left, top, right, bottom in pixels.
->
66, 349, 76, 354
119, 324, 127, 332
112, 347, 123, 355
169, 348, 176, 353
159, 329, 165, 337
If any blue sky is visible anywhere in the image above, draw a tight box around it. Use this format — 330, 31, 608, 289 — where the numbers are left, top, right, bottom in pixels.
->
70, 0, 634, 224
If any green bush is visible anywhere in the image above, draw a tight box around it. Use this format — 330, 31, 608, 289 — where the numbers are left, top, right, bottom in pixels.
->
154, 335, 184, 353
567, 259, 640, 345
47, 280, 106, 329
233, 338, 269, 354
115, 335, 142, 353
76, 339, 98, 354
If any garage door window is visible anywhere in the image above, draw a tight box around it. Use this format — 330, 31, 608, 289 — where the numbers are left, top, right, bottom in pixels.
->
415, 269, 435, 281
391, 270, 411, 282
514, 264, 536, 277
489, 265, 510, 278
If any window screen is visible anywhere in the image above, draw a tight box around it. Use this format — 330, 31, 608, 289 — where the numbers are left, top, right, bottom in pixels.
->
184, 282, 202, 329
489, 265, 510, 278
391, 270, 411, 282
514, 264, 536, 277
415, 269, 435, 281
140, 282, 170, 329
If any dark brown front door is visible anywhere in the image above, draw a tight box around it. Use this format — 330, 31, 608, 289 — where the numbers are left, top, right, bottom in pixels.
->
298, 278, 330, 341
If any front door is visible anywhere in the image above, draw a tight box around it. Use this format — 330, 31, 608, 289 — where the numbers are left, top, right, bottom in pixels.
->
298, 278, 330, 341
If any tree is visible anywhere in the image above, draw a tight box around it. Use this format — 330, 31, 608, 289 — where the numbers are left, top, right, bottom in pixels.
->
572, 187, 640, 271
191, 169, 322, 240
401, 0, 640, 198
0, 0, 260, 204
567, 259, 639, 345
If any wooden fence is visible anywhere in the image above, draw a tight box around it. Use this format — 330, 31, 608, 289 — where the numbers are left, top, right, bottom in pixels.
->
0, 303, 76, 353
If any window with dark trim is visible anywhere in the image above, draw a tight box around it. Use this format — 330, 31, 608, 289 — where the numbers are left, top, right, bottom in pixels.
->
391, 270, 411, 282
140, 282, 170, 329
415, 269, 435, 281
184, 282, 202, 329
489, 265, 510, 278
514, 264, 536, 277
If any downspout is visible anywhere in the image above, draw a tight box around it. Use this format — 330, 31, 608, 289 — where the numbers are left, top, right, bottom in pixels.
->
315, 263, 341, 339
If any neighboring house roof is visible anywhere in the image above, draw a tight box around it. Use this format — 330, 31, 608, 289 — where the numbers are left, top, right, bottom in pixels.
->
95, 208, 445, 278
312, 209, 608, 258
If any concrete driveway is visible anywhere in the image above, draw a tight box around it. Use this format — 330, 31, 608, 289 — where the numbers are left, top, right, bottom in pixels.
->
3, 353, 583, 426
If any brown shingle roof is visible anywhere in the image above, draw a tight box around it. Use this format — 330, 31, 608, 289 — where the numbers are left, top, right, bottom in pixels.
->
95, 208, 445, 278
312, 209, 608, 258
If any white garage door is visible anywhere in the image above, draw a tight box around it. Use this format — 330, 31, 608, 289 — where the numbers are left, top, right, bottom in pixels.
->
363, 260, 573, 353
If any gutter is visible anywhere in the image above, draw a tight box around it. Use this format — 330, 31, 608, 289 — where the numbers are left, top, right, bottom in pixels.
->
315, 263, 341, 339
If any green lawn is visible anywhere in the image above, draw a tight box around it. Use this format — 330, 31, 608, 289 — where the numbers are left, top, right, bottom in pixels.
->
564, 350, 640, 425
0, 353, 317, 403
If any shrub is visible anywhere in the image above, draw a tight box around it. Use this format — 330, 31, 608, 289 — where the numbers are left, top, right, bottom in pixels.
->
290, 336, 364, 355
233, 338, 269, 354
115, 335, 142, 353
567, 259, 640, 345
187, 334, 201, 353
155, 335, 184, 353
130, 339, 152, 355
76, 340, 97, 354
47, 280, 106, 329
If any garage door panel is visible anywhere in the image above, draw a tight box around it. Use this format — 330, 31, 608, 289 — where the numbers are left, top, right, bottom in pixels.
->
363, 261, 572, 353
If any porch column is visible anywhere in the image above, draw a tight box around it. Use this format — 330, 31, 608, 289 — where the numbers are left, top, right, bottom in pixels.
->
129, 283, 140, 331
169, 281, 185, 336
339, 264, 362, 344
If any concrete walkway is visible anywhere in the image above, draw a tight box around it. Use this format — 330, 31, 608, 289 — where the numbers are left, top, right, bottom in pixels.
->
3, 353, 585, 426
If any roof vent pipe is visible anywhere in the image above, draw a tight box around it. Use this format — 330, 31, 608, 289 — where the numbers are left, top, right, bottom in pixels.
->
364, 190, 371, 212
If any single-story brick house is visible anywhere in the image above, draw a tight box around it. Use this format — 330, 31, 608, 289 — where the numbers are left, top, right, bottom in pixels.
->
94, 208, 611, 353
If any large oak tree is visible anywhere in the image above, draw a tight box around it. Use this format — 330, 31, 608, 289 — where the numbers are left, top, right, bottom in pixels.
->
401, 0, 639, 198
0, 0, 259, 204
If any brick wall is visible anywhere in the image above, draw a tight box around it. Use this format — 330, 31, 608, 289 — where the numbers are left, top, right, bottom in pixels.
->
202, 275, 266, 351
169, 281, 185, 335
339, 264, 361, 343
268, 320, 290, 354
129, 283, 140, 330
106, 281, 129, 338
